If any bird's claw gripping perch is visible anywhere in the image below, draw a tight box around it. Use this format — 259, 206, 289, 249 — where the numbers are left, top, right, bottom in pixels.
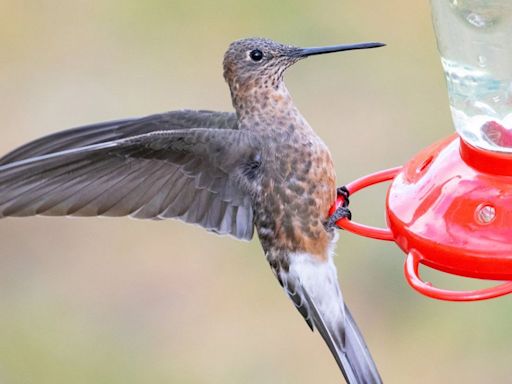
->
326, 186, 352, 229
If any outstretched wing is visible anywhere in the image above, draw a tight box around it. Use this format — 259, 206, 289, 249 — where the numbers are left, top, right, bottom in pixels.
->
279, 253, 382, 384
0, 112, 258, 240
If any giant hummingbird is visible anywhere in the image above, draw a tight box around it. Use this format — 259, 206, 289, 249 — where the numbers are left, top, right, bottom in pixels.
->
0, 37, 385, 383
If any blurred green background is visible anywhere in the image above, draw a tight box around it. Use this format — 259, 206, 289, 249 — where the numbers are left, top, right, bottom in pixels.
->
0, 1, 511, 383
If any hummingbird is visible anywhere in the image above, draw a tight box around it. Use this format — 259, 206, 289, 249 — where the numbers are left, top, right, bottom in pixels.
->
0, 37, 384, 383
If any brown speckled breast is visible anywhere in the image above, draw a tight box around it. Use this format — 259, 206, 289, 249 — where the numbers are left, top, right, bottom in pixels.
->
242, 103, 336, 262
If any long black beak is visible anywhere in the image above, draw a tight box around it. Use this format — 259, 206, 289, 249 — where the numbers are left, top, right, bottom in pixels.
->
297, 42, 385, 57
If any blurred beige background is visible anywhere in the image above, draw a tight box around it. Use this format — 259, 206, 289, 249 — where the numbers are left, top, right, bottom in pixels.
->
0, 1, 511, 383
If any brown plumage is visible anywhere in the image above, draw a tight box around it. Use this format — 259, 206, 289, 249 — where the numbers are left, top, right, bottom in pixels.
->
0, 37, 385, 383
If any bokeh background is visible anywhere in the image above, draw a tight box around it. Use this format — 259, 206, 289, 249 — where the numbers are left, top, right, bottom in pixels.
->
0, 1, 511, 383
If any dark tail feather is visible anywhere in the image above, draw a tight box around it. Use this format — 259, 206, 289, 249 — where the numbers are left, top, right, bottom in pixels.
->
304, 290, 382, 384
340, 304, 382, 384
276, 253, 382, 383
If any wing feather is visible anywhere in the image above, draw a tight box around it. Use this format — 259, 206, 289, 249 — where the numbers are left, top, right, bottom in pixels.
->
0, 110, 237, 164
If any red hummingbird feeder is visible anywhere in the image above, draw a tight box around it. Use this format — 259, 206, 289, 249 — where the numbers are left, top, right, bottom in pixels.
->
331, 0, 512, 301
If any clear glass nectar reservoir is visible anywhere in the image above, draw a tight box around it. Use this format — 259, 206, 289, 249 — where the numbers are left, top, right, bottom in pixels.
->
430, 0, 512, 152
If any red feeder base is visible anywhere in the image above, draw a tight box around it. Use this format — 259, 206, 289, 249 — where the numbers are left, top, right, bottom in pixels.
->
332, 135, 512, 301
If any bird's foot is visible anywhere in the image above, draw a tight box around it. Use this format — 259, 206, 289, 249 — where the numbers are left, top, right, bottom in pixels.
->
325, 186, 352, 230
326, 207, 352, 229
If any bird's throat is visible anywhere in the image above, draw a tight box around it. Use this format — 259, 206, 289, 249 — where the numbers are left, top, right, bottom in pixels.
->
231, 82, 298, 125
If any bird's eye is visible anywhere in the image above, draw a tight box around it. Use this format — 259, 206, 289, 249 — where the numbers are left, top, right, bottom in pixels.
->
249, 49, 264, 62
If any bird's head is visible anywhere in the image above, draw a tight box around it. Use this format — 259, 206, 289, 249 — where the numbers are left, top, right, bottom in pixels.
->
223, 37, 384, 96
